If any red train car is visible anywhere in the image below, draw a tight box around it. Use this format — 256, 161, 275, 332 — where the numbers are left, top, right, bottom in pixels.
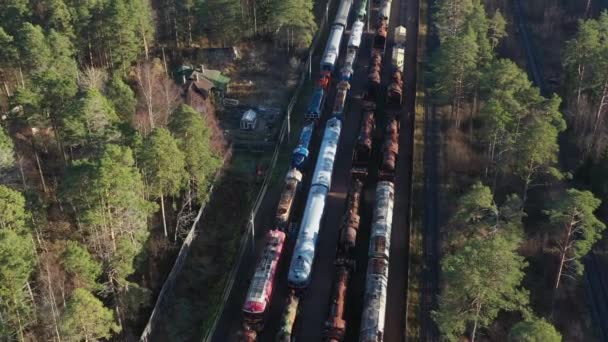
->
242, 230, 286, 325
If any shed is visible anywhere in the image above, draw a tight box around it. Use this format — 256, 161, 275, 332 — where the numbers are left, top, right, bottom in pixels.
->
240, 109, 258, 130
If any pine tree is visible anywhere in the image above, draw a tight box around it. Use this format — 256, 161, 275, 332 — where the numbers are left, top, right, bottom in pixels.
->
169, 105, 222, 202
544, 189, 605, 289
509, 318, 562, 342
140, 128, 187, 237
0, 185, 29, 233
0, 230, 36, 340
60, 288, 121, 341
434, 235, 529, 341
105, 75, 136, 121
61, 88, 121, 152
62, 241, 102, 291
0, 127, 15, 171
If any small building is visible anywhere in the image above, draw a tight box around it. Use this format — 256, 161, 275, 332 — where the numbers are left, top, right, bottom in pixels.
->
184, 77, 215, 115
240, 109, 258, 130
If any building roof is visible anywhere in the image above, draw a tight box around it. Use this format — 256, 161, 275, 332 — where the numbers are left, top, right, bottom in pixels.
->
198, 69, 230, 86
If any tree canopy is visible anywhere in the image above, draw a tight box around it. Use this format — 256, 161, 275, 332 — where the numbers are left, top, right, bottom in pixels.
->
509, 318, 562, 342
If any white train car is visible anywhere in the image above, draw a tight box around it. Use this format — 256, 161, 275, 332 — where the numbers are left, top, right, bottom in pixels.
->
321, 25, 346, 72
288, 117, 343, 288
333, 0, 353, 28
379, 0, 393, 24
368, 181, 395, 260
348, 20, 365, 49
359, 258, 389, 342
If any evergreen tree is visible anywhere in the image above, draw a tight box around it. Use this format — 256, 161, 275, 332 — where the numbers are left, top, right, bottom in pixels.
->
0, 128, 15, 171
0, 230, 36, 340
61, 88, 121, 151
434, 235, 529, 341
105, 75, 136, 121
169, 105, 222, 201
509, 318, 562, 342
434, 0, 473, 42
63, 241, 102, 291
544, 189, 605, 289
140, 128, 187, 237
198, 0, 241, 45
60, 288, 121, 341
0, 185, 28, 233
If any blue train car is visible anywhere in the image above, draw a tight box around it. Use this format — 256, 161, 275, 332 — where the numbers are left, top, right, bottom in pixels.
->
291, 122, 314, 170
288, 117, 342, 288
305, 87, 326, 119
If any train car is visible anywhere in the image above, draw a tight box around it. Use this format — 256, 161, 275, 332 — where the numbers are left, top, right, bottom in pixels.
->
242, 230, 286, 324
359, 257, 389, 342
339, 179, 363, 253
333, 0, 353, 28
372, 23, 388, 53
386, 70, 403, 107
276, 169, 303, 228
306, 86, 326, 119
332, 81, 351, 117
381, 117, 399, 175
357, 0, 368, 19
368, 181, 395, 260
367, 51, 382, 98
241, 325, 257, 342
378, 0, 392, 24
353, 103, 376, 169
341, 49, 357, 82
277, 292, 299, 342
292, 122, 315, 170
324, 266, 350, 341
348, 20, 365, 49
394, 25, 407, 46
288, 117, 342, 288
318, 70, 332, 90
321, 25, 345, 72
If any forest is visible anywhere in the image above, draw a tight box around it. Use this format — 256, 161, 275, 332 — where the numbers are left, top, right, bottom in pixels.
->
429, 0, 608, 341
0, 0, 316, 340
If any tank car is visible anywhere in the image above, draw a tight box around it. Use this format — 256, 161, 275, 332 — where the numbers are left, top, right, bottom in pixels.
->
368, 181, 394, 260
288, 117, 342, 288
353, 103, 376, 168
368, 51, 382, 98
241, 324, 257, 342
321, 25, 345, 72
356, 0, 368, 19
276, 169, 303, 228
339, 179, 363, 254
277, 292, 299, 342
359, 257, 389, 342
372, 23, 388, 53
341, 49, 357, 82
324, 266, 350, 341
378, 0, 393, 25
332, 81, 351, 117
381, 117, 399, 175
242, 230, 286, 324
292, 122, 314, 169
387, 70, 403, 107
333, 0, 353, 28
348, 20, 364, 49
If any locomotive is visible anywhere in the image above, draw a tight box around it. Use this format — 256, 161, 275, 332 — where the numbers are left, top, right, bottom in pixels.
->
242, 230, 286, 325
